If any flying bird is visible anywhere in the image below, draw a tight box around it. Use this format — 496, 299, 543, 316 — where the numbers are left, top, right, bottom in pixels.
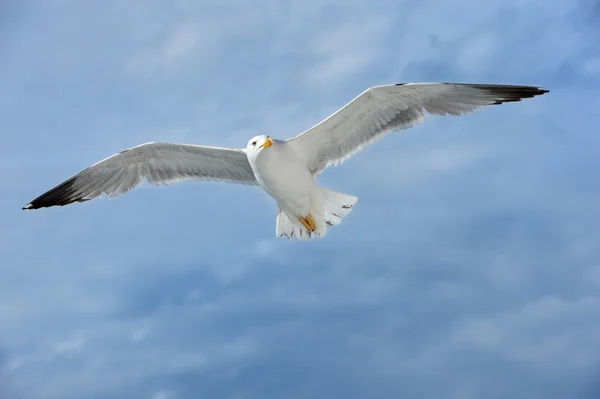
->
23, 82, 548, 239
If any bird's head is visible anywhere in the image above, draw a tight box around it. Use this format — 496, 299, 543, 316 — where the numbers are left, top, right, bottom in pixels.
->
246, 135, 273, 157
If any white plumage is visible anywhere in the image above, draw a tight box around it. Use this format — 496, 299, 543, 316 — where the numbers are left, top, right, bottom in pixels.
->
23, 82, 548, 239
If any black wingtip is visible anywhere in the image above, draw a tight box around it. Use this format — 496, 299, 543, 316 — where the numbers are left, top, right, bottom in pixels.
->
462, 83, 549, 104
395, 82, 549, 102
22, 175, 84, 210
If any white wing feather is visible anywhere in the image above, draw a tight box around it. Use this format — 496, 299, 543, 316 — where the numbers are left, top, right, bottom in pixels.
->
23, 141, 257, 209
286, 82, 548, 175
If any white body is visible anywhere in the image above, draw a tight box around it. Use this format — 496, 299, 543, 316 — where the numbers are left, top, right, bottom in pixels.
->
246, 137, 357, 239
249, 139, 317, 217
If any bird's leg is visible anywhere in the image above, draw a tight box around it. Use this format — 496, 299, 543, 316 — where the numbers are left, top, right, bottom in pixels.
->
298, 213, 316, 232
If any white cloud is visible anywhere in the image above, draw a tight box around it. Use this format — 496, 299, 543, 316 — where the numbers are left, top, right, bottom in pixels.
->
454, 33, 496, 73
5, 335, 85, 373
186, 289, 201, 301
451, 296, 600, 371
131, 328, 149, 343
165, 352, 208, 373
581, 56, 600, 76
303, 15, 391, 87
54, 335, 85, 355
152, 390, 173, 399
124, 21, 204, 77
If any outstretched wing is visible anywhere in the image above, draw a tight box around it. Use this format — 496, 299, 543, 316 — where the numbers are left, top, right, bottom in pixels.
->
23, 141, 257, 209
286, 82, 549, 175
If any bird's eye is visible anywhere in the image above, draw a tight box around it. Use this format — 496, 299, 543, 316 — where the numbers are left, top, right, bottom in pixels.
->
252, 141, 257, 146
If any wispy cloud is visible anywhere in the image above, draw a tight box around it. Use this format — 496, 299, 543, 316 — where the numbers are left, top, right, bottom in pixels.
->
124, 22, 205, 77
303, 15, 391, 87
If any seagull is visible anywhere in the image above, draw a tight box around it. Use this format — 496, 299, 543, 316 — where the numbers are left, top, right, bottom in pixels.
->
23, 82, 548, 239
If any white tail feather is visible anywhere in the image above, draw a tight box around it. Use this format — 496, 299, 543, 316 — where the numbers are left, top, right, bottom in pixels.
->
275, 187, 358, 240
320, 187, 358, 228
276, 210, 313, 240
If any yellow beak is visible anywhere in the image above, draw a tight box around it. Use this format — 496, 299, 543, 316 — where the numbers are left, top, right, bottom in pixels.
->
260, 137, 273, 149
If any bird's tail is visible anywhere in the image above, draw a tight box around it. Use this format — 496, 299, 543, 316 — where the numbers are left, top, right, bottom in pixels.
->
275, 187, 358, 240
320, 187, 358, 228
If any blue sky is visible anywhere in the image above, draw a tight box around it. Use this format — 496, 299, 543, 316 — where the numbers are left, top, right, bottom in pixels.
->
1, 1, 599, 398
